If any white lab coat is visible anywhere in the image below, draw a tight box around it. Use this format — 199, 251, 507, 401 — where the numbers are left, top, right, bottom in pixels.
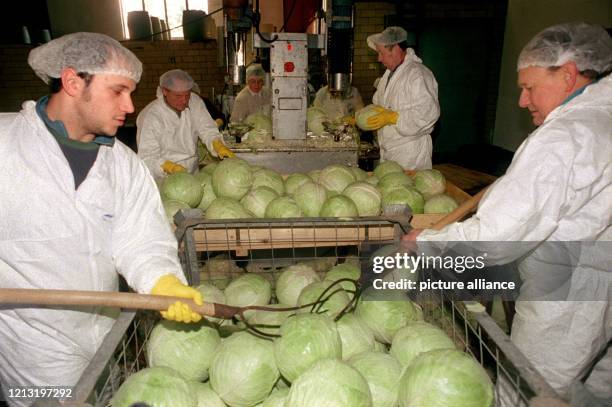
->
418, 75, 612, 400
313, 86, 365, 121
373, 49, 440, 170
0, 101, 187, 406
137, 89, 221, 179
230, 86, 272, 123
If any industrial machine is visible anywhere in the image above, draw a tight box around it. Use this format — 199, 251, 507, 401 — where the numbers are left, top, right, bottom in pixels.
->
217, 0, 360, 172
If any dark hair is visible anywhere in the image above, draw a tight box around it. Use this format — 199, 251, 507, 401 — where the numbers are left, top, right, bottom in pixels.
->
49, 72, 94, 94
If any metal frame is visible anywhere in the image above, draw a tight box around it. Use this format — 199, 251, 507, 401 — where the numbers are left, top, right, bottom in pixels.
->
74, 217, 562, 406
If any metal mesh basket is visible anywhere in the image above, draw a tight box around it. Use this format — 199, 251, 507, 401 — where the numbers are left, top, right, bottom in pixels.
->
72, 215, 560, 406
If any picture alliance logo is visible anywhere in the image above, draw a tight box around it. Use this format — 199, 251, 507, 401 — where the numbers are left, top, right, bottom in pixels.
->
371, 252, 487, 274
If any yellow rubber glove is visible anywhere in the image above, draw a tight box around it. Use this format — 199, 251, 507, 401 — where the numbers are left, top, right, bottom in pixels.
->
151, 274, 203, 323
366, 106, 399, 130
341, 115, 356, 126
212, 138, 235, 159
215, 118, 224, 128
161, 160, 187, 174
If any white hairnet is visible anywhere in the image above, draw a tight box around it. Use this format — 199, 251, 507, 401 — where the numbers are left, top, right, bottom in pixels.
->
28, 32, 142, 84
517, 22, 612, 73
246, 64, 265, 79
367, 26, 408, 51
159, 69, 198, 92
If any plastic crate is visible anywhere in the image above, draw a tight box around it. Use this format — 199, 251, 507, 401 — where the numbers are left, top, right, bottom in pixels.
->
72, 219, 560, 407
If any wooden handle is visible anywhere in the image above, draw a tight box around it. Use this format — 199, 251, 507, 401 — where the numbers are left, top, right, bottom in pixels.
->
431, 186, 489, 230
0, 288, 239, 319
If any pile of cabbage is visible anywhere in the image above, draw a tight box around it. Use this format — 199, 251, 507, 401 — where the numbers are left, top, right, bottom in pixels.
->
113, 258, 494, 407
158, 158, 459, 224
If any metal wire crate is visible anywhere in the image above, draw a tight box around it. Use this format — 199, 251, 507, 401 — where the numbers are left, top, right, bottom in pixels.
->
72, 216, 561, 406
173, 208, 412, 286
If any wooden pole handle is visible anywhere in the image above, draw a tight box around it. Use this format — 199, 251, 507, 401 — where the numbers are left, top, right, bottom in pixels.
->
430, 186, 489, 230
0, 288, 239, 319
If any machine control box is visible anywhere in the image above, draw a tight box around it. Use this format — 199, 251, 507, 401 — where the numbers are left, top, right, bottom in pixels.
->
270, 33, 308, 140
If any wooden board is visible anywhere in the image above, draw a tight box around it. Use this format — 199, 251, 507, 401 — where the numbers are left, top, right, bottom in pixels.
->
191, 222, 400, 256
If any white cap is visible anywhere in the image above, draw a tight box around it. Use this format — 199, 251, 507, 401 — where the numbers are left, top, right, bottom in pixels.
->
159, 69, 199, 93
246, 64, 265, 79
517, 22, 612, 74
367, 26, 408, 51
28, 32, 142, 84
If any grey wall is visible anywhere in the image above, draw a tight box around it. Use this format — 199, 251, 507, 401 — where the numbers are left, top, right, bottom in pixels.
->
493, 0, 612, 151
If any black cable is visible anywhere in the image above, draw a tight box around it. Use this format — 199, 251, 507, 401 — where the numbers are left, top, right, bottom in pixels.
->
278, 0, 298, 33
249, 11, 278, 44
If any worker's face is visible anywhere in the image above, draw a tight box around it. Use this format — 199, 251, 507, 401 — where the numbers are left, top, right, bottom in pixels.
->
247, 76, 264, 94
76, 74, 136, 136
376, 44, 405, 71
163, 87, 191, 112
518, 66, 569, 126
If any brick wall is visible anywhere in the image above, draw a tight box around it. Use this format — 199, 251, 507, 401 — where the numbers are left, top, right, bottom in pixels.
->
352, 2, 395, 104
0, 40, 225, 124
1, 4, 391, 117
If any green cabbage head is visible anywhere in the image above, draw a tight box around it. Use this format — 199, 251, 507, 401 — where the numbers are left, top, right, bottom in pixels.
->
293, 181, 328, 217
265, 196, 303, 218
390, 321, 456, 367
252, 168, 286, 195
210, 331, 280, 406
324, 263, 361, 292
373, 160, 403, 179
355, 104, 383, 131
336, 314, 376, 360
211, 157, 253, 200
320, 195, 359, 217
342, 182, 382, 216
205, 197, 252, 219
161, 173, 203, 207
424, 193, 458, 214
348, 351, 402, 407
285, 358, 372, 406
276, 263, 321, 306
377, 172, 414, 196
398, 349, 494, 407
297, 281, 352, 319
355, 298, 423, 344
241, 186, 279, 218
319, 164, 356, 194
112, 366, 196, 407
146, 320, 220, 381
224, 273, 272, 309
284, 173, 312, 196
196, 179, 217, 211
413, 169, 447, 199
274, 313, 342, 382
381, 186, 425, 214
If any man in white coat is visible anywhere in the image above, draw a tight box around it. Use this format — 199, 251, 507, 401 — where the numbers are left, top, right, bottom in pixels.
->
0, 33, 203, 406
137, 69, 234, 179
367, 26, 440, 170
403, 22, 612, 405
